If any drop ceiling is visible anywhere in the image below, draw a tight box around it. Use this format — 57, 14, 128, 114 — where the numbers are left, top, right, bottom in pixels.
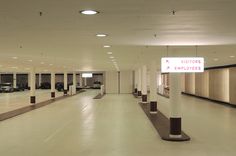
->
0, 0, 236, 72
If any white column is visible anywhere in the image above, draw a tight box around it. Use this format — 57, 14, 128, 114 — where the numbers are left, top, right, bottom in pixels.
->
13, 73, 17, 89
39, 73, 42, 87
84, 78, 87, 86
79, 73, 83, 87
30, 68, 36, 104
150, 61, 158, 113
134, 69, 138, 93
169, 73, 182, 138
141, 65, 148, 103
73, 72, 77, 95
64, 72, 68, 95
28, 73, 31, 88
51, 72, 55, 98
137, 68, 142, 96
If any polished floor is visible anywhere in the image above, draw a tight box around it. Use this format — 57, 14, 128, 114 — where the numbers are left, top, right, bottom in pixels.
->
0, 90, 63, 114
0, 90, 236, 156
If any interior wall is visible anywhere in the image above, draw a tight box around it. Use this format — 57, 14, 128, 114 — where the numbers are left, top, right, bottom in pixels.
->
185, 73, 195, 95
209, 69, 229, 103
105, 71, 118, 94
120, 70, 133, 93
229, 67, 236, 105
195, 71, 209, 98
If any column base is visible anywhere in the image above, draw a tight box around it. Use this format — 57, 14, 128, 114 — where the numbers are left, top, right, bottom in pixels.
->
137, 91, 142, 96
170, 117, 181, 136
51, 92, 55, 98
150, 101, 157, 113
30, 96, 36, 104
63, 90, 68, 95
141, 94, 148, 103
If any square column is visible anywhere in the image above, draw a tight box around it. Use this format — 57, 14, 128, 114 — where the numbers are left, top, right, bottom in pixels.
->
30, 68, 36, 104
64, 72, 68, 95
141, 65, 148, 103
51, 72, 55, 98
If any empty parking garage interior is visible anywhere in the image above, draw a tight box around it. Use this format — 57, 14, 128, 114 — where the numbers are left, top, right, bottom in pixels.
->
1, 0, 236, 156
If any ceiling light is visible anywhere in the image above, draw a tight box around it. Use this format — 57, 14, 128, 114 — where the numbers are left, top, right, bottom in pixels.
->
96, 34, 107, 37
110, 56, 114, 59
230, 55, 235, 58
41, 62, 45, 64
49, 64, 53, 66
11, 66, 18, 69
107, 52, 112, 55
12, 57, 18, 59
80, 10, 99, 15
213, 58, 219, 61
111, 59, 116, 62
104, 45, 111, 48
28, 60, 33, 62
25, 68, 30, 70
44, 69, 48, 72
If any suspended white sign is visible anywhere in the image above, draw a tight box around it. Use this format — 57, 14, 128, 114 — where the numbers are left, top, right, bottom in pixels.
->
82, 73, 93, 78
161, 57, 204, 73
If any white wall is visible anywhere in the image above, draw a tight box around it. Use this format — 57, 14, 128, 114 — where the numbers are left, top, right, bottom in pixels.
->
120, 70, 133, 93
105, 71, 118, 93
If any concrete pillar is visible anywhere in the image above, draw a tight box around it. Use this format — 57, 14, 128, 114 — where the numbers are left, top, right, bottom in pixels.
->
79, 74, 83, 87
137, 68, 142, 96
134, 69, 138, 94
51, 72, 55, 98
169, 73, 182, 138
73, 72, 77, 95
28, 73, 31, 89
39, 73, 42, 88
141, 65, 148, 103
84, 78, 87, 86
13, 73, 17, 89
150, 61, 158, 114
30, 68, 36, 104
64, 72, 68, 95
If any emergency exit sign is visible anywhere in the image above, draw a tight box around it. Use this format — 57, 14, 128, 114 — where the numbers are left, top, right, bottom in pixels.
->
161, 57, 204, 73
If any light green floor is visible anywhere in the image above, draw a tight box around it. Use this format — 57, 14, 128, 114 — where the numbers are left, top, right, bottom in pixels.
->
0, 90, 236, 156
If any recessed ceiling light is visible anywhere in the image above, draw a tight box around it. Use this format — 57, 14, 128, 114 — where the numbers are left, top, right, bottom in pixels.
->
107, 52, 112, 55
41, 62, 45, 64
11, 66, 18, 69
104, 45, 111, 48
230, 55, 235, 58
96, 34, 107, 37
28, 60, 33, 62
111, 59, 116, 62
110, 56, 114, 59
49, 64, 53, 66
213, 58, 219, 61
25, 68, 30, 70
80, 10, 99, 15
12, 57, 18, 59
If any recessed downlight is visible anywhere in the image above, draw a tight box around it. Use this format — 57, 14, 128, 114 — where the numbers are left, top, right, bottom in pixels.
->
11, 66, 18, 69
109, 56, 114, 59
12, 57, 18, 59
96, 34, 107, 37
49, 64, 53, 66
107, 52, 112, 55
28, 60, 33, 62
213, 58, 219, 61
104, 45, 111, 48
230, 55, 235, 58
41, 62, 45, 64
80, 10, 99, 15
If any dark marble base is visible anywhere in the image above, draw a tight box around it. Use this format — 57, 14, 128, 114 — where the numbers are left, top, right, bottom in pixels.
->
139, 102, 190, 142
